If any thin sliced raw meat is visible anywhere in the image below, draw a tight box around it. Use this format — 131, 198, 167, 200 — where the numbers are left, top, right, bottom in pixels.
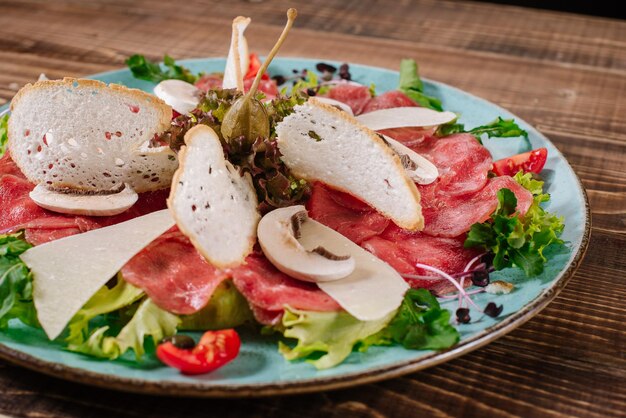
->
421, 175, 533, 238
362, 231, 479, 294
418, 134, 493, 197
122, 229, 228, 315
248, 305, 284, 326
325, 84, 371, 115
244, 78, 279, 100
361, 90, 417, 114
307, 183, 389, 244
195, 74, 224, 92
0, 153, 25, 179
229, 253, 341, 315
378, 127, 437, 147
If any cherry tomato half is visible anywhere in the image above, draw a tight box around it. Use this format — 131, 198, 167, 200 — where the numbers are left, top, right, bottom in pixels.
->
492, 147, 548, 177
156, 329, 241, 375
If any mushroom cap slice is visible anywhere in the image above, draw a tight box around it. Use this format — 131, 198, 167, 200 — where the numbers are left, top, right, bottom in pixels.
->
258, 205, 355, 283
153, 79, 201, 115
381, 134, 439, 185
29, 183, 138, 216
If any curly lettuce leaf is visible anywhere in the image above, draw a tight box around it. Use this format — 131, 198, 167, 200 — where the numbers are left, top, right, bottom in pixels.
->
465, 174, 565, 276
68, 298, 180, 360
179, 280, 253, 331
398, 59, 443, 111
126, 54, 197, 84
65, 275, 144, 346
0, 234, 37, 328
0, 114, 8, 157
278, 307, 395, 370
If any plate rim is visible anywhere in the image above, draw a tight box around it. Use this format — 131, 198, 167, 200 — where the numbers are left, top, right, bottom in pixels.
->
0, 57, 592, 398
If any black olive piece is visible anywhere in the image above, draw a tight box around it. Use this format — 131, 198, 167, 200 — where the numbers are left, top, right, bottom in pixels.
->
456, 308, 471, 324
471, 270, 490, 287
339, 63, 351, 80
306, 88, 317, 97
484, 302, 503, 318
272, 75, 286, 86
316, 62, 337, 73
161, 335, 196, 350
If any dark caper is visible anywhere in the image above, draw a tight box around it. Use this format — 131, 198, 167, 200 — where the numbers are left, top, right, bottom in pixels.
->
161, 335, 196, 350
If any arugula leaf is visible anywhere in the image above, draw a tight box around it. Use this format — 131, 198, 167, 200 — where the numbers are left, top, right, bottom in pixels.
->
126, 54, 197, 84
465, 174, 565, 276
380, 289, 459, 350
0, 234, 37, 328
398, 59, 443, 111
0, 114, 8, 158
437, 117, 528, 142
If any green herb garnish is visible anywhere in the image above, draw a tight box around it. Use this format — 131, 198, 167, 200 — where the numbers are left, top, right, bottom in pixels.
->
437, 116, 528, 142
0, 114, 9, 157
0, 234, 38, 328
465, 173, 565, 276
126, 54, 197, 84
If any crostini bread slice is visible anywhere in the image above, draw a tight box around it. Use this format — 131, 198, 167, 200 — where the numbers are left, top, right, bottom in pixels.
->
276, 98, 424, 231
8, 78, 176, 193
167, 124, 260, 268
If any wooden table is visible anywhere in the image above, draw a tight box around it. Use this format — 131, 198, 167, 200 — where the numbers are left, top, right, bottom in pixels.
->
0, 1, 624, 416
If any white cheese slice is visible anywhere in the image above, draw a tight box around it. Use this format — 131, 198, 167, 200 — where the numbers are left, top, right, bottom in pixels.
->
20, 209, 176, 340
356, 107, 457, 130
297, 218, 409, 321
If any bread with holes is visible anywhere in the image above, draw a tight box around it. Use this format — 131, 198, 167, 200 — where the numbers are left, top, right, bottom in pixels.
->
8, 78, 176, 193
276, 98, 423, 230
167, 124, 260, 268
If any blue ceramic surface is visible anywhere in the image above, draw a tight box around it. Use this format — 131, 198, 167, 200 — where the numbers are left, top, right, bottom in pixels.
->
0, 58, 589, 396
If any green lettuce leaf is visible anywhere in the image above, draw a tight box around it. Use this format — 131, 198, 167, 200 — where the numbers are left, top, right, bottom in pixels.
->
377, 289, 459, 350
65, 275, 144, 346
126, 54, 197, 84
0, 114, 8, 157
398, 59, 443, 111
278, 307, 395, 370
0, 234, 37, 328
465, 173, 565, 276
179, 280, 253, 330
68, 298, 180, 360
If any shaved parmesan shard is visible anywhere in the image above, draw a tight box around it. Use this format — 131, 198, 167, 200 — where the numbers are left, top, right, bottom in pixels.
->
356, 107, 457, 130
168, 125, 260, 268
20, 209, 175, 340
223, 16, 251, 91
297, 215, 409, 321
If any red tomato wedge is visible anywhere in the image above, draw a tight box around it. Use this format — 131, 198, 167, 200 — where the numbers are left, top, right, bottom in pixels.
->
245, 53, 269, 80
156, 330, 241, 375
492, 147, 548, 176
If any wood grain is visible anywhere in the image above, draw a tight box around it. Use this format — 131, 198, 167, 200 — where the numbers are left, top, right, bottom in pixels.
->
0, 0, 624, 417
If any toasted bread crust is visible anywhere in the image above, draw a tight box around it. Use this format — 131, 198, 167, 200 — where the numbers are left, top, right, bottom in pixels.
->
285, 98, 424, 231
7, 78, 174, 193
167, 125, 258, 268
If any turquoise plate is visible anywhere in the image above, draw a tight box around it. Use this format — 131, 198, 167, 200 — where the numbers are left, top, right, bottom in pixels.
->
0, 58, 590, 397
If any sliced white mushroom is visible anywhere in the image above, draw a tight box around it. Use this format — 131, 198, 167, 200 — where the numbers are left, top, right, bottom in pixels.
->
258, 205, 355, 283
223, 16, 251, 91
29, 183, 138, 216
153, 79, 201, 114
381, 134, 439, 185
312, 97, 354, 116
356, 107, 457, 130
